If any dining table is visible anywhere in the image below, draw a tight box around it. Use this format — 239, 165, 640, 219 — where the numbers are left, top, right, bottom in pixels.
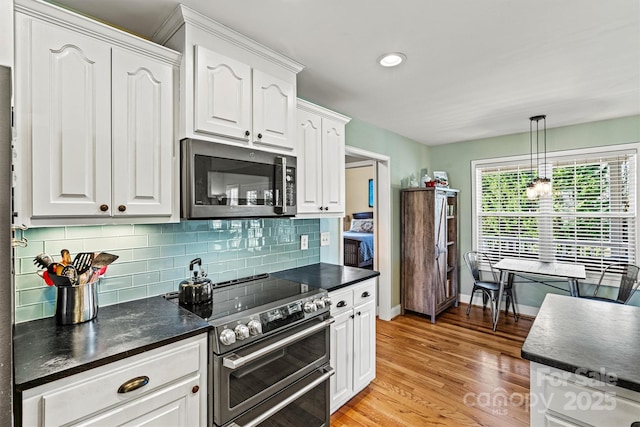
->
491, 258, 587, 331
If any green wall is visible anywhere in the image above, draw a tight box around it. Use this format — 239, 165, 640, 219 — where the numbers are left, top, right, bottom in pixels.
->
345, 118, 431, 307
429, 115, 640, 308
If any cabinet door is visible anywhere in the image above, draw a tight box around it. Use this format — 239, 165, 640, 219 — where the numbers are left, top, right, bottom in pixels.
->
29, 20, 111, 217
112, 49, 173, 216
194, 45, 251, 142
329, 309, 353, 413
296, 109, 323, 213
71, 375, 201, 427
252, 69, 295, 151
353, 299, 376, 393
321, 118, 345, 213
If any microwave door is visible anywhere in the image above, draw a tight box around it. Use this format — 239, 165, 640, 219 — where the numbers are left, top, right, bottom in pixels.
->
274, 157, 286, 215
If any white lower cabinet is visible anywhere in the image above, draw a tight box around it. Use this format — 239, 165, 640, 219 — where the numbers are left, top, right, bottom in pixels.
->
329, 278, 376, 413
20, 334, 208, 427
530, 362, 640, 427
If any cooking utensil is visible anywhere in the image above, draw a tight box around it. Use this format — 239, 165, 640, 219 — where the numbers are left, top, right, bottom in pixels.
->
37, 270, 54, 286
91, 252, 119, 269
86, 252, 118, 283
60, 249, 72, 266
178, 258, 212, 305
47, 272, 73, 287
72, 252, 94, 274
62, 265, 79, 285
33, 253, 54, 269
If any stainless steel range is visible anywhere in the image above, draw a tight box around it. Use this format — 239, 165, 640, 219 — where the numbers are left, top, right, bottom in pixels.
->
165, 273, 333, 427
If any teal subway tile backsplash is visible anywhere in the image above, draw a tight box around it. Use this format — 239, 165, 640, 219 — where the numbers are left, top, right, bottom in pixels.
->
15, 218, 321, 323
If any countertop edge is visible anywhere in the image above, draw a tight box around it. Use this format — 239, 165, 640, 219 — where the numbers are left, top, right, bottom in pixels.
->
522, 349, 640, 393
323, 271, 380, 292
14, 325, 211, 392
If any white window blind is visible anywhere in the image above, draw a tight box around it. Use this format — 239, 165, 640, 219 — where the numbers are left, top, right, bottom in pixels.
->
474, 148, 637, 279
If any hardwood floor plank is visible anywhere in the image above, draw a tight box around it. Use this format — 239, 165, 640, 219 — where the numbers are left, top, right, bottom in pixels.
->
330, 303, 533, 426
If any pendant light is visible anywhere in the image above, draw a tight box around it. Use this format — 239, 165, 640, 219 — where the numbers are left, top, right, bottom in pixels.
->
526, 115, 551, 199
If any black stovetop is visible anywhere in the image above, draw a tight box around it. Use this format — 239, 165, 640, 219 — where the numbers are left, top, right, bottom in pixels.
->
164, 273, 322, 323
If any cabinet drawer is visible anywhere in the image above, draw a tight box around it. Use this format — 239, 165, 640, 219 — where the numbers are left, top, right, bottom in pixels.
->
22, 336, 206, 426
353, 280, 376, 306
542, 373, 640, 427
330, 289, 353, 315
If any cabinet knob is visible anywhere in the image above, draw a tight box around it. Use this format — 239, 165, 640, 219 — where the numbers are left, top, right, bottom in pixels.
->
357, 311, 362, 316
118, 205, 126, 212
99, 204, 109, 212
245, 130, 250, 137
324, 207, 329, 211
192, 385, 200, 394
257, 133, 262, 139
319, 207, 323, 211
350, 314, 354, 319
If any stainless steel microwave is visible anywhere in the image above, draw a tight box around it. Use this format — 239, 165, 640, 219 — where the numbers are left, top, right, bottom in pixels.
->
181, 139, 297, 219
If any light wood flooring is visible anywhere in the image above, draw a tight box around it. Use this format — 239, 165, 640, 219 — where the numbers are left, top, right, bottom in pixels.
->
330, 303, 535, 426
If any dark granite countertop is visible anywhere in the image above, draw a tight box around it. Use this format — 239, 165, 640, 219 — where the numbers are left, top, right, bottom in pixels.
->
521, 294, 640, 392
272, 262, 380, 292
14, 296, 211, 392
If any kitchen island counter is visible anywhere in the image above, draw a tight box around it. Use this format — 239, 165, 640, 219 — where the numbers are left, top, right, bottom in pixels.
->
14, 296, 210, 391
272, 262, 379, 292
522, 293, 640, 392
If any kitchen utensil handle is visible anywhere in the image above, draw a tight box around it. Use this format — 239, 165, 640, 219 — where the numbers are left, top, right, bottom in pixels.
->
274, 157, 286, 214
227, 367, 334, 427
223, 318, 334, 370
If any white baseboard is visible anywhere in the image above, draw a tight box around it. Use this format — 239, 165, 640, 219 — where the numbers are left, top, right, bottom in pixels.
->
458, 292, 540, 317
378, 299, 539, 322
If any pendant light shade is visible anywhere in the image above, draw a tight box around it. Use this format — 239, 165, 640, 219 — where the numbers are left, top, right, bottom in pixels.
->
527, 115, 551, 199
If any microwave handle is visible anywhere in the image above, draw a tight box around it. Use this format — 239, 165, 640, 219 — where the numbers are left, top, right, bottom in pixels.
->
274, 157, 286, 214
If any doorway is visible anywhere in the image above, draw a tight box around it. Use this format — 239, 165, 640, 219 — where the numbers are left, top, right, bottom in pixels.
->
344, 146, 392, 321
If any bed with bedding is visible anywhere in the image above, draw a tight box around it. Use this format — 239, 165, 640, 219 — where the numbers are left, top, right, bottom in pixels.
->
344, 212, 374, 269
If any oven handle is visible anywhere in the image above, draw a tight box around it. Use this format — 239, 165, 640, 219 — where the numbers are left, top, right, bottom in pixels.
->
228, 366, 334, 427
223, 317, 334, 370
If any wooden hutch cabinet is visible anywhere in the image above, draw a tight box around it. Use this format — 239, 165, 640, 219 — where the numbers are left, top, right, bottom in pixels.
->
401, 188, 459, 322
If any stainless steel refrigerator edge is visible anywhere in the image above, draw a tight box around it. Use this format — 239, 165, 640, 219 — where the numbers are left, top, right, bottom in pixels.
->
0, 65, 13, 425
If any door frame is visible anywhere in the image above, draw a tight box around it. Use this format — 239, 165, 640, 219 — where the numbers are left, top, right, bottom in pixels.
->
344, 146, 392, 321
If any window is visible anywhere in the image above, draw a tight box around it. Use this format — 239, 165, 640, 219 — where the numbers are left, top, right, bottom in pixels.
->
472, 145, 638, 281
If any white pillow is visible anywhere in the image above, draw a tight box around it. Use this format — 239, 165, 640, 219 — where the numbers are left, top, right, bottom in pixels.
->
350, 219, 373, 233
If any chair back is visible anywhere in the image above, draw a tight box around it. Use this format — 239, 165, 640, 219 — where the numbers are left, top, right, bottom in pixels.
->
596, 263, 640, 304
464, 251, 499, 283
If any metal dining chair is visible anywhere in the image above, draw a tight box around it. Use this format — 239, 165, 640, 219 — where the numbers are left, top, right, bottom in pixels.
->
464, 251, 518, 321
583, 263, 640, 304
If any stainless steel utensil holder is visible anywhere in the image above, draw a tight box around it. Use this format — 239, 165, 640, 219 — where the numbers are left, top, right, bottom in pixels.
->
55, 280, 98, 325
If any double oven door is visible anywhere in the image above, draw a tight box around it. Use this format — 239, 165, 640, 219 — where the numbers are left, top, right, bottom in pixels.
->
212, 313, 333, 427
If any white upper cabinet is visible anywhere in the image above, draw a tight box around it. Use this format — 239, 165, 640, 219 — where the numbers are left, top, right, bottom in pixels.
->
194, 47, 252, 141
296, 99, 351, 215
27, 21, 112, 218
14, 0, 180, 227
111, 49, 174, 217
252, 69, 296, 151
153, 4, 302, 154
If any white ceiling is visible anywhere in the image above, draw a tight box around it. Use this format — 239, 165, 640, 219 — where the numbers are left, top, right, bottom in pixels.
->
52, 0, 640, 145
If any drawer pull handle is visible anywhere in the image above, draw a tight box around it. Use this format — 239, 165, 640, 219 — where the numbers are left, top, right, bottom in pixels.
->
117, 376, 149, 394
337, 300, 347, 308
361, 291, 371, 298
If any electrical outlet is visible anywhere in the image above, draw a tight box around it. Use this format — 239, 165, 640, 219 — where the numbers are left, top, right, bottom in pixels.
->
300, 234, 309, 250
320, 232, 330, 246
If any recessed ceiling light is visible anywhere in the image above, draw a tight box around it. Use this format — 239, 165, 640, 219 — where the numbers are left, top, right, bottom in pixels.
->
378, 52, 406, 67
